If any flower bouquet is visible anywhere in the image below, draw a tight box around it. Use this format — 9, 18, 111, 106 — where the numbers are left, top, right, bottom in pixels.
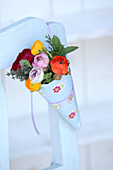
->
7, 35, 80, 129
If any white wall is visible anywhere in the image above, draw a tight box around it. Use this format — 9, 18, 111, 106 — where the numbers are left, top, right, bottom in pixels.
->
83, 0, 113, 11
1, 0, 113, 26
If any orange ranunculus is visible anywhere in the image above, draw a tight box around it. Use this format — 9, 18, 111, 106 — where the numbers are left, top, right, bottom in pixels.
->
31, 40, 44, 56
50, 56, 69, 75
25, 78, 41, 91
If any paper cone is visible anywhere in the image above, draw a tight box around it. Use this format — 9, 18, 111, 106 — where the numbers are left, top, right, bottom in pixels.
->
38, 73, 80, 129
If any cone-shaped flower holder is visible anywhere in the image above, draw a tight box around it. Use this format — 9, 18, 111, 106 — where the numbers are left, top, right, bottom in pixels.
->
39, 73, 80, 129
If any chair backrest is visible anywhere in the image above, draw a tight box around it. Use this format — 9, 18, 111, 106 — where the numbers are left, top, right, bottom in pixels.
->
0, 17, 66, 170
0, 17, 66, 70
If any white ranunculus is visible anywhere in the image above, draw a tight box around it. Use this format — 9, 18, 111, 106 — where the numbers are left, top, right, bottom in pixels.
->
29, 67, 44, 84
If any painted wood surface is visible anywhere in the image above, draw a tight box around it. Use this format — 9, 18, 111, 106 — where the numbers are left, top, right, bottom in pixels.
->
0, 17, 48, 70
44, 21, 80, 169
0, 17, 80, 170
47, 105, 80, 170
0, 81, 9, 170
0, 17, 48, 170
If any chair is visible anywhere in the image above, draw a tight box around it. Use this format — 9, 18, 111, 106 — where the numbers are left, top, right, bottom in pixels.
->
0, 17, 80, 170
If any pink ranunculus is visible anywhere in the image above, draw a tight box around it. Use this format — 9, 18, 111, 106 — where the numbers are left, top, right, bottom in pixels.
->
32, 52, 49, 70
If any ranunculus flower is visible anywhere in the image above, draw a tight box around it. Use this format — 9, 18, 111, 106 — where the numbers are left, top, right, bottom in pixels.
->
32, 52, 49, 70
50, 56, 69, 75
29, 67, 44, 84
25, 78, 41, 91
31, 40, 44, 56
11, 49, 34, 71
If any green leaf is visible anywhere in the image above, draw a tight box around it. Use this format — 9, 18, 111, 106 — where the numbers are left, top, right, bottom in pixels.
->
45, 40, 51, 44
45, 35, 52, 47
43, 46, 48, 52
45, 34, 79, 57
50, 44, 65, 57
60, 46, 79, 56
45, 35, 51, 41
59, 44, 64, 52
10, 69, 16, 75
19, 60, 32, 68
51, 35, 61, 52
43, 72, 52, 80
6, 66, 29, 82
6, 72, 10, 76
38, 50, 43, 54
42, 71, 54, 84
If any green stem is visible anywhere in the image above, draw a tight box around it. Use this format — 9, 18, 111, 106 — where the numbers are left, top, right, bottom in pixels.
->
43, 46, 52, 59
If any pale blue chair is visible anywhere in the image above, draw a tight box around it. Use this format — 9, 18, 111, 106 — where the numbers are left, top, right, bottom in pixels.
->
0, 17, 80, 170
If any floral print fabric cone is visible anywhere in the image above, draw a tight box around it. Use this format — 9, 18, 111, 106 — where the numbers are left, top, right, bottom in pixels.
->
39, 74, 80, 129
7, 35, 80, 129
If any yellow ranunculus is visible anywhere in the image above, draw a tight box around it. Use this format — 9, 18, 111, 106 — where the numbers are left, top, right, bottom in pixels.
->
31, 40, 44, 55
25, 78, 41, 91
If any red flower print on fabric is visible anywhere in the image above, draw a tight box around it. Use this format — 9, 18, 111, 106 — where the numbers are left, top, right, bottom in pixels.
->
53, 86, 61, 93
69, 112, 76, 119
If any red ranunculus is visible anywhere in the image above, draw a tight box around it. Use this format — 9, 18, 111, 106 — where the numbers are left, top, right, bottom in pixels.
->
11, 49, 34, 71
50, 56, 69, 75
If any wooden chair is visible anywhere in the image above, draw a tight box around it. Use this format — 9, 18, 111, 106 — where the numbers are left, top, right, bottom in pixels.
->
0, 17, 80, 170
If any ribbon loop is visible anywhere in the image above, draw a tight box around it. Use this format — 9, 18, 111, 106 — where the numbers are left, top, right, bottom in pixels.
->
31, 92, 40, 135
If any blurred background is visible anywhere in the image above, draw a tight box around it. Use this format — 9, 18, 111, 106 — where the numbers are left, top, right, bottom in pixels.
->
0, 0, 113, 170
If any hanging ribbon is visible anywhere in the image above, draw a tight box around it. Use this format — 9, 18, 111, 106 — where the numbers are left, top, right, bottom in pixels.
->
31, 92, 40, 135
30, 23, 62, 168
30, 23, 51, 135
46, 22, 51, 37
